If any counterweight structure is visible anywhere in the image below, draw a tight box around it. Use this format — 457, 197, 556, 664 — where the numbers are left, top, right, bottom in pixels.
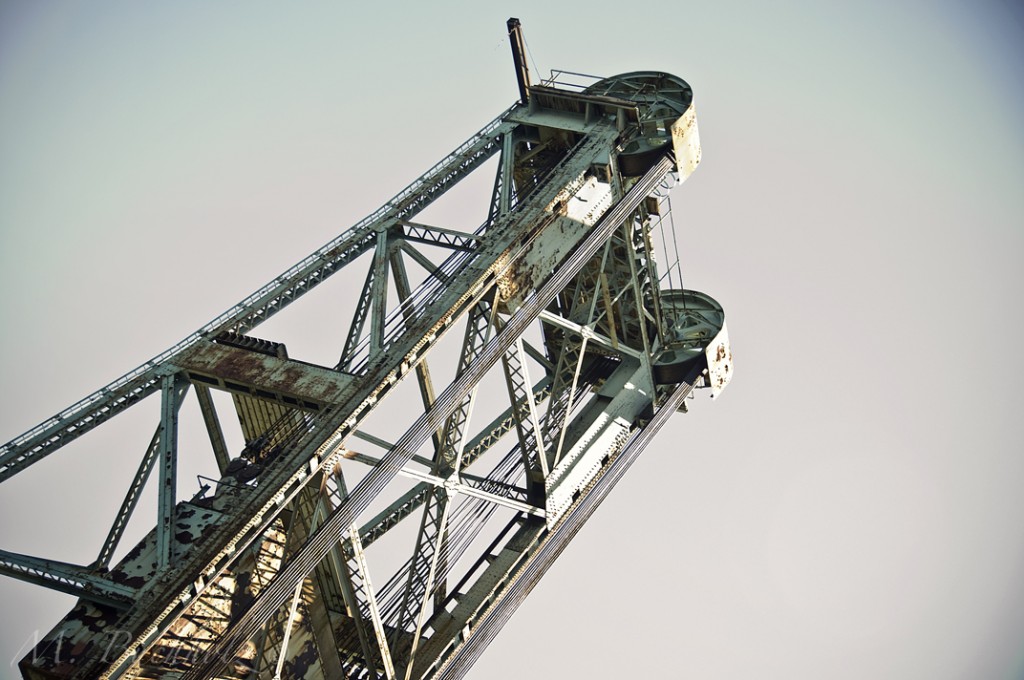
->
2, 22, 732, 680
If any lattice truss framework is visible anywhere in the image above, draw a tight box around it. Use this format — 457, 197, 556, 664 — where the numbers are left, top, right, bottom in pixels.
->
2, 65, 732, 680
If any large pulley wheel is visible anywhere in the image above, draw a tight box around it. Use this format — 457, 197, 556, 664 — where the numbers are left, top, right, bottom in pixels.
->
652, 289, 726, 384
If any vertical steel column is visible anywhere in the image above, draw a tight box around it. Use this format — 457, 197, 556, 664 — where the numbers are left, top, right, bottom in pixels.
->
370, 230, 392, 352
156, 373, 186, 571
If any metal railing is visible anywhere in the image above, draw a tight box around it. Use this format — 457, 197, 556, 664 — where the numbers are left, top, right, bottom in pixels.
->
538, 69, 605, 91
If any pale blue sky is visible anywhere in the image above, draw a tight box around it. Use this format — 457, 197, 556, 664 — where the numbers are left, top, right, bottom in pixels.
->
1, 2, 1022, 678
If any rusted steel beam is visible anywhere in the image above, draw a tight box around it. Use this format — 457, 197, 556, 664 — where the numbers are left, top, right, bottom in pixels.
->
175, 339, 354, 409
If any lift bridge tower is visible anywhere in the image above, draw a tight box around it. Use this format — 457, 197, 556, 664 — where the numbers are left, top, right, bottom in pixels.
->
3, 19, 732, 680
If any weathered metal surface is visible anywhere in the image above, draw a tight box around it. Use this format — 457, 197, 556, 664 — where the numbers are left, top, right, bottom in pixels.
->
671, 104, 702, 179
175, 339, 355, 409
19, 499, 234, 679
500, 174, 613, 313
544, 357, 652, 522
652, 288, 729, 386
706, 323, 733, 398
6, 20, 731, 680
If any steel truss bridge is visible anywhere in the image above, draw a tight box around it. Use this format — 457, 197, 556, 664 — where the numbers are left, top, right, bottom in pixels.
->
3, 19, 732, 680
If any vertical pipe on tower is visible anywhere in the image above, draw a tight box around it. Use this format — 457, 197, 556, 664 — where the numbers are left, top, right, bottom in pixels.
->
507, 18, 531, 105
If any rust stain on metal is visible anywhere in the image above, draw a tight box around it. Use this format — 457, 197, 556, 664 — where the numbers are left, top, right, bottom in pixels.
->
175, 340, 354, 408
670, 105, 701, 179
705, 323, 733, 398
